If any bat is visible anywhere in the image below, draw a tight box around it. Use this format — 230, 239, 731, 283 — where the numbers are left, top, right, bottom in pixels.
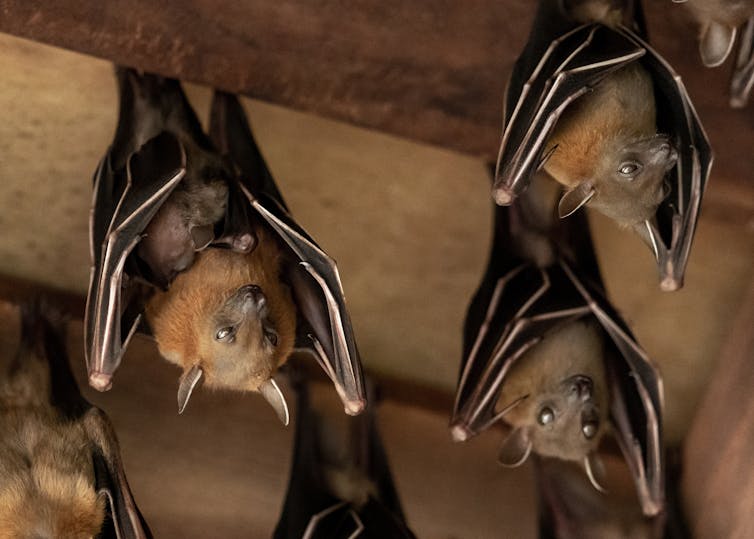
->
84, 68, 366, 420
451, 171, 664, 517
493, 0, 712, 291
674, 0, 754, 107
535, 456, 661, 539
0, 302, 151, 538
273, 375, 416, 539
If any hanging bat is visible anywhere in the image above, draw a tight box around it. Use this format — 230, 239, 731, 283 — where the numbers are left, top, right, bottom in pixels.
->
273, 375, 416, 539
0, 302, 151, 538
451, 171, 665, 517
84, 68, 366, 420
493, 0, 712, 291
673, 0, 754, 107
535, 456, 661, 539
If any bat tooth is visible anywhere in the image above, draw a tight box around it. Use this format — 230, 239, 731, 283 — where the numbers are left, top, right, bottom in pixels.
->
89, 372, 113, 392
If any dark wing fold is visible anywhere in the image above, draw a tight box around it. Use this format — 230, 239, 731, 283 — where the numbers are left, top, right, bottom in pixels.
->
208, 92, 366, 415
85, 132, 186, 391
85, 409, 153, 539
616, 28, 713, 291
494, 21, 644, 203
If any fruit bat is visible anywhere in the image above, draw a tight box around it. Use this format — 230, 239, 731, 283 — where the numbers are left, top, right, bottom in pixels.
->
0, 302, 151, 538
273, 377, 416, 539
493, 0, 712, 291
674, 0, 754, 107
84, 68, 366, 420
451, 171, 664, 517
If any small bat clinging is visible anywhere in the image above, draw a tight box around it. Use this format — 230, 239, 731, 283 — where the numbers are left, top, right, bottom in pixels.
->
0, 304, 150, 538
85, 69, 366, 420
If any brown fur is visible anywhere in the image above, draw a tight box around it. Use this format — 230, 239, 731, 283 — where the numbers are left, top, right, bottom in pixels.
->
146, 224, 297, 392
0, 343, 104, 538
544, 63, 656, 190
498, 320, 609, 462
687, 0, 754, 29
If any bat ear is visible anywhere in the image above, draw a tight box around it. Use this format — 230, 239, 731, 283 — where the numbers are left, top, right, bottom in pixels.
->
558, 184, 595, 218
259, 378, 290, 426
177, 365, 204, 414
583, 452, 608, 493
699, 21, 737, 67
497, 427, 533, 467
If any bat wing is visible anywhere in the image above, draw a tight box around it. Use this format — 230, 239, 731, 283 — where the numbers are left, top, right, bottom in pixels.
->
208, 92, 366, 415
493, 17, 644, 204
274, 378, 414, 539
562, 262, 664, 517
614, 27, 713, 291
85, 132, 186, 391
730, 16, 754, 108
84, 409, 153, 539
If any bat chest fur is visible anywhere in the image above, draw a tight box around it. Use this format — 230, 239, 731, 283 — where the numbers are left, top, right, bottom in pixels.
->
543, 63, 656, 189
0, 409, 104, 538
146, 225, 297, 391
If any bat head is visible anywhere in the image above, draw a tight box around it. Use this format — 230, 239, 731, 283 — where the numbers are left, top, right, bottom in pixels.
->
497, 321, 608, 467
558, 135, 677, 227
146, 244, 297, 418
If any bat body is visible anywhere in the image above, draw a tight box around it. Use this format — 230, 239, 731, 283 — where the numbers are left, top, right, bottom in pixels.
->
85, 69, 366, 418
145, 222, 297, 417
0, 303, 150, 538
496, 320, 609, 466
678, 0, 754, 107
493, 0, 712, 290
545, 62, 677, 228
452, 172, 664, 516
274, 378, 415, 539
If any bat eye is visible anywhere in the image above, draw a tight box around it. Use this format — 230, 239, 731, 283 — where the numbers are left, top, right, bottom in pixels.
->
618, 161, 642, 177
537, 406, 555, 426
264, 327, 278, 347
582, 421, 598, 439
215, 326, 236, 343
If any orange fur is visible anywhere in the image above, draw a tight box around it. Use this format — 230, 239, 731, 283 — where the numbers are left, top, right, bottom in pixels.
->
146, 225, 297, 391
544, 63, 656, 189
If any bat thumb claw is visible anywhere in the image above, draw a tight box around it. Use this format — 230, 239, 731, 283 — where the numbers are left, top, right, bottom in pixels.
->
260, 378, 290, 426
89, 372, 113, 392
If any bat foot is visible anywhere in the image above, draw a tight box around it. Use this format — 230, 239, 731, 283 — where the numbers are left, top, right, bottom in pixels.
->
89, 372, 113, 392
450, 423, 472, 442
344, 398, 366, 416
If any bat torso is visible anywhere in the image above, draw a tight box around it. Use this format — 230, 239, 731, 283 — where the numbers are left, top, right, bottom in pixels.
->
145, 222, 297, 392
0, 369, 104, 538
543, 62, 656, 190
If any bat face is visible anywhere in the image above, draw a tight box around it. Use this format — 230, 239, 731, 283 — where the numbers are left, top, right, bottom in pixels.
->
545, 63, 677, 227
498, 321, 608, 464
146, 231, 296, 406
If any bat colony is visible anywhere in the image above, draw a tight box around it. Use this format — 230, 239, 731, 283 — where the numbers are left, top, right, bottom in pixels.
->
0, 0, 730, 536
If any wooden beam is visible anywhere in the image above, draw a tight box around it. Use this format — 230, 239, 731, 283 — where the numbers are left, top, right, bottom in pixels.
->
0, 1, 751, 215
682, 278, 754, 539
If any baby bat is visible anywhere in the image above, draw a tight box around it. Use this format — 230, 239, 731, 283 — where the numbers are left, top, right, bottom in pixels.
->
493, 0, 712, 290
676, 0, 754, 107
0, 303, 150, 538
85, 69, 366, 419
274, 376, 416, 539
452, 171, 664, 516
